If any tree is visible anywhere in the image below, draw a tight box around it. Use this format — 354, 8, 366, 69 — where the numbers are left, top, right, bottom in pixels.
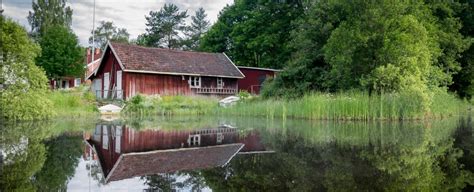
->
200, 0, 304, 68
36, 25, 84, 79
451, 0, 474, 99
0, 16, 52, 121
144, 3, 188, 49
263, 0, 469, 104
33, 135, 83, 191
89, 21, 130, 49
27, 0, 72, 36
183, 8, 210, 50
131, 34, 150, 46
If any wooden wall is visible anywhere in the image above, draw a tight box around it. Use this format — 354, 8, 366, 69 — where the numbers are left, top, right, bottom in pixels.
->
124, 73, 239, 99
238, 68, 277, 94
124, 73, 191, 99
94, 48, 123, 99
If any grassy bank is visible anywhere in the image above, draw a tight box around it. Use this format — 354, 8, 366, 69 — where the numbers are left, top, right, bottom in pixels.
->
49, 86, 98, 118
216, 90, 469, 120
122, 94, 218, 116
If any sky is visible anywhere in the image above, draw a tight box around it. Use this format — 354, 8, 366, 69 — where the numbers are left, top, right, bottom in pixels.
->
2, 0, 233, 46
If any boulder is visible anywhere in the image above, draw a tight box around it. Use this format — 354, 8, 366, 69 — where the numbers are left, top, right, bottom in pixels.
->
219, 96, 240, 107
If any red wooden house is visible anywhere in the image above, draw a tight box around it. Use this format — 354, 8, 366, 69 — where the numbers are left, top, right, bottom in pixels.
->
48, 48, 103, 89
88, 42, 245, 100
237, 66, 281, 94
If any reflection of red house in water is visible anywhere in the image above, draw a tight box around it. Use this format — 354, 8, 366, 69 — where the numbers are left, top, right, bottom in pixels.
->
84, 124, 272, 183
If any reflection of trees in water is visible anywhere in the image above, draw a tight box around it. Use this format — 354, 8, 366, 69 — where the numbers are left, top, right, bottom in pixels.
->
86, 160, 106, 185
141, 171, 208, 192
196, 118, 474, 191
453, 116, 474, 190
142, 173, 180, 191
0, 120, 94, 191
0, 123, 47, 191
33, 135, 83, 191
0, 139, 46, 191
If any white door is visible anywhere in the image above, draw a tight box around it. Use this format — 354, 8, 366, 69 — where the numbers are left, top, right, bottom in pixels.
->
93, 79, 102, 99
64, 80, 69, 89
103, 72, 110, 98
116, 71, 123, 100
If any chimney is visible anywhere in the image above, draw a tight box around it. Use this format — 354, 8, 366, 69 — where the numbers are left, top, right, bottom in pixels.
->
87, 48, 91, 56
95, 48, 101, 55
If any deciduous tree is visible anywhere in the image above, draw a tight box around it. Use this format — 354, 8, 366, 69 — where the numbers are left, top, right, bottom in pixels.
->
36, 25, 84, 79
27, 0, 72, 36
89, 21, 130, 49
1, 17, 52, 120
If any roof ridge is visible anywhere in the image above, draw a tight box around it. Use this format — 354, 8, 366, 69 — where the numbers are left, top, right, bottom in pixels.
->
110, 41, 219, 56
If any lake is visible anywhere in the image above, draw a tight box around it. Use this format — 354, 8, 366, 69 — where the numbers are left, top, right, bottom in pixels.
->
1, 115, 473, 191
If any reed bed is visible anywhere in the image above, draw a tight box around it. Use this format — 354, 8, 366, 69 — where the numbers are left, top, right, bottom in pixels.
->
217, 91, 468, 120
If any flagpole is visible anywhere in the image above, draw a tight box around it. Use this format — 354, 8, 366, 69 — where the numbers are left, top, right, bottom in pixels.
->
91, 0, 96, 62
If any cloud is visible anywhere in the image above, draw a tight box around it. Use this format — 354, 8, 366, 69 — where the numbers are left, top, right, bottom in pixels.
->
3, 0, 233, 46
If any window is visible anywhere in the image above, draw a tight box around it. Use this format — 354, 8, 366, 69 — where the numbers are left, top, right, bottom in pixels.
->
189, 76, 201, 88
75, 78, 81, 87
217, 78, 224, 89
217, 133, 224, 144
188, 134, 201, 146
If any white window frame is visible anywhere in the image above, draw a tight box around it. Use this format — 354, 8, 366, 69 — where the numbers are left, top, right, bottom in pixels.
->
188, 134, 201, 146
74, 78, 81, 87
217, 78, 224, 89
189, 76, 201, 88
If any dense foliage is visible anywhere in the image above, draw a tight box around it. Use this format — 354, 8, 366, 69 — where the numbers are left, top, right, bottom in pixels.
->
0, 17, 53, 121
36, 25, 84, 79
450, 0, 474, 99
200, 0, 304, 68
201, 0, 473, 102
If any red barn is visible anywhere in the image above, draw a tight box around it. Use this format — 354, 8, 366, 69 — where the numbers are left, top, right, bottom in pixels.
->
237, 66, 281, 94
88, 42, 245, 100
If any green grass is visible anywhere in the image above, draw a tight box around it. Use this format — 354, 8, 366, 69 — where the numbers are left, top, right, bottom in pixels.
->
49, 86, 98, 118
122, 94, 219, 117
217, 91, 469, 120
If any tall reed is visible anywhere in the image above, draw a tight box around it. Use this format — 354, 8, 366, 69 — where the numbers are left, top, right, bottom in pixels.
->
217, 91, 468, 120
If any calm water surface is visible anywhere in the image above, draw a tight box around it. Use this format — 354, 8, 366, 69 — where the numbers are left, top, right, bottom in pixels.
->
1, 116, 473, 191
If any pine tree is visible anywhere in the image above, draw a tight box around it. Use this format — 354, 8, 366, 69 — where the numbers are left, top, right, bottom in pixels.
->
144, 3, 188, 49
183, 8, 210, 50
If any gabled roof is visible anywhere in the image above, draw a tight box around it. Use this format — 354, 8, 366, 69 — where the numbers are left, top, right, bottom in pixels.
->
237, 66, 282, 72
93, 42, 245, 79
105, 143, 244, 183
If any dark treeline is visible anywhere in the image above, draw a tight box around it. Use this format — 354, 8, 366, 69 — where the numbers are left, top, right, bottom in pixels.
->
199, 0, 474, 101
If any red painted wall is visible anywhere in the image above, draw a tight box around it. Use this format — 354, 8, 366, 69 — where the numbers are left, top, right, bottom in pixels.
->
123, 73, 239, 99
238, 68, 277, 94
94, 48, 123, 98
123, 73, 191, 98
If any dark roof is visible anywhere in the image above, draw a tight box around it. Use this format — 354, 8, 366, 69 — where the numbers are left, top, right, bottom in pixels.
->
105, 143, 244, 183
237, 66, 282, 72
109, 42, 244, 78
